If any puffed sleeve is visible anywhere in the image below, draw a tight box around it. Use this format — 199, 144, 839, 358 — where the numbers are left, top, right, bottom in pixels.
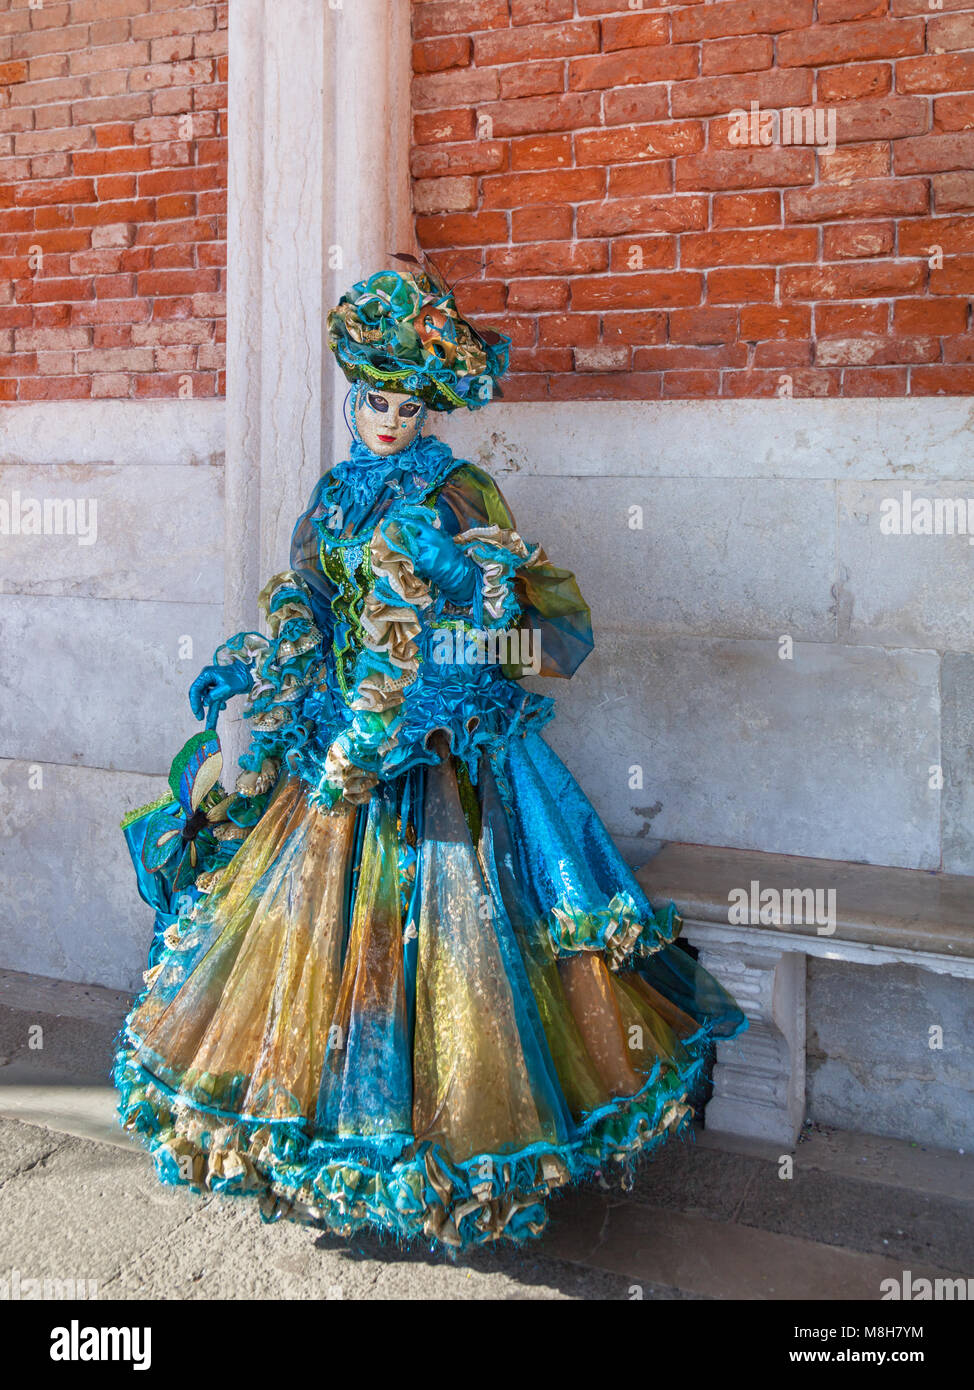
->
433, 462, 594, 680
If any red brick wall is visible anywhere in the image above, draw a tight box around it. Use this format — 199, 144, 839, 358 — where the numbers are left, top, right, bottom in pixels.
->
411, 0, 974, 400
0, 0, 227, 403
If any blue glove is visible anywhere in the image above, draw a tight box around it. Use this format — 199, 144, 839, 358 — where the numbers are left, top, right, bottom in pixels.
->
397, 516, 477, 604
189, 659, 252, 722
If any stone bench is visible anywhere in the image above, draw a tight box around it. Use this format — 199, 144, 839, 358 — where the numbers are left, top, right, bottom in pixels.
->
637, 844, 974, 1147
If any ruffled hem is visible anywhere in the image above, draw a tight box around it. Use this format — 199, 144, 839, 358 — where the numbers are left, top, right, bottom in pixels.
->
547, 890, 650, 970
455, 524, 534, 630
237, 572, 324, 774
351, 517, 433, 714
114, 1031, 710, 1251
379, 670, 553, 781
299, 672, 555, 806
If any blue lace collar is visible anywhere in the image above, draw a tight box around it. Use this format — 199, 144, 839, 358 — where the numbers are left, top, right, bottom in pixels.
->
324, 434, 459, 531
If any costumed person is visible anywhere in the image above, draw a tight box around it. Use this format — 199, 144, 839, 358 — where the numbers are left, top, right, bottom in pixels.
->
115, 261, 746, 1249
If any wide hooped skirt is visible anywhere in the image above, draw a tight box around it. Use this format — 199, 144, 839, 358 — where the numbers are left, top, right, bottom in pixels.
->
115, 731, 745, 1249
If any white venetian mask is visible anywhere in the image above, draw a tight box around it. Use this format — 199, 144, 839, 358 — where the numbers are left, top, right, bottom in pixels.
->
353, 387, 426, 458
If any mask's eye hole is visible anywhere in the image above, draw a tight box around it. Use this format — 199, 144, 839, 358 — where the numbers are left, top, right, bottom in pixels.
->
398, 401, 421, 418
366, 392, 389, 413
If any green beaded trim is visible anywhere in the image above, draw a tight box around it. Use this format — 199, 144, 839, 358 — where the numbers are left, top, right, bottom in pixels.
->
321, 542, 374, 700
120, 790, 175, 830
349, 359, 466, 410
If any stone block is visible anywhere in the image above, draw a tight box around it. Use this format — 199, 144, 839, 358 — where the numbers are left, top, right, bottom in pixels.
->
838, 481, 974, 653
0, 594, 224, 773
0, 462, 223, 604
540, 629, 942, 869
0, 760, 168, 991
505, 474, 836, 641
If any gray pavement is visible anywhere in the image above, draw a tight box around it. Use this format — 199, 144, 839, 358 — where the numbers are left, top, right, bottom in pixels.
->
0, 968, 971, 1301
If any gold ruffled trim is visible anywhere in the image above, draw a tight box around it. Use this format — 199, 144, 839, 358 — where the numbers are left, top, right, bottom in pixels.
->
421, 1149, 564, 1246
456, 525, 537, 625
212, 823, 250, 843
250, 571, 322, 707
275, 630, 320, 662
249, 705, 289, 734
121, 1082, 692, 1246
349, 669, 415, 715
215, 631, 269, 669
257, 572, 312, 631
347, 522, 434, 714
123, 1084, 570, 1246
369, 524, 433, 611
193, 867, 227, 895
323, 740, 379, 805
235, 757, 280, 798
549, 892, 645, 972
358, 596, 422, 673
260, 674, 309, 706
456, 525, 532, 561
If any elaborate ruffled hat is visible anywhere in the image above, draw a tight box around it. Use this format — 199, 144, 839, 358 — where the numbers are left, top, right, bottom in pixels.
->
327, 257, 509, 412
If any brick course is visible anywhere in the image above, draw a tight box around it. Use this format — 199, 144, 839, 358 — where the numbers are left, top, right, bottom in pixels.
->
410, 0, 974, 399
0, 0, 226, 402
4, 3, 971, 403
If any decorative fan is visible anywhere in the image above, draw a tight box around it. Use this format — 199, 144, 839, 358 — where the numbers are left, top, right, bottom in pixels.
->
140, 729, 233, 892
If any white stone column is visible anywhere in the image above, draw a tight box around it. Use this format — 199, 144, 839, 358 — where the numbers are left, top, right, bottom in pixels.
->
685, 928, 807, 1146
224, 0, 413, 765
